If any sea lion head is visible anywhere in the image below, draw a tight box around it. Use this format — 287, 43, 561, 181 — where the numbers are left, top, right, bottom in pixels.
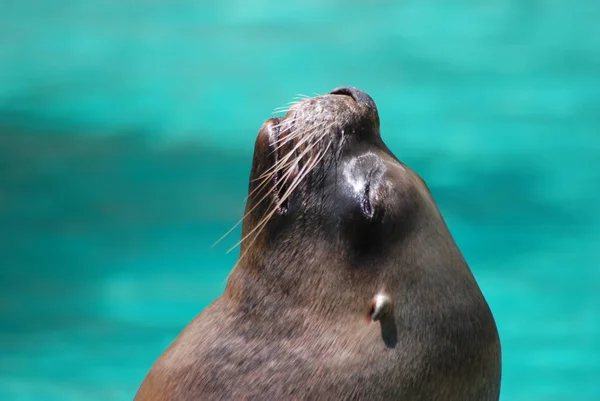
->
225, 86, 481, 324
134, 87, 501, 401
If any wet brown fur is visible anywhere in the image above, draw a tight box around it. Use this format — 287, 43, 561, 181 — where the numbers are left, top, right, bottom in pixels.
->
134, 87, 501, 401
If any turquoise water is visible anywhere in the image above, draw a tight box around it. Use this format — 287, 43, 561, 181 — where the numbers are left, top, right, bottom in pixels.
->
1, 1, 599, 400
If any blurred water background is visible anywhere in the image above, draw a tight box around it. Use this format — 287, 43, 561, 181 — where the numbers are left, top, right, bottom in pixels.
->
1, 1, 599, 400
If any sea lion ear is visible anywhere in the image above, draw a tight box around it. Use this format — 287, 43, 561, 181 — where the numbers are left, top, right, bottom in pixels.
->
369, 293, 398, 349
369, 293, 393, 321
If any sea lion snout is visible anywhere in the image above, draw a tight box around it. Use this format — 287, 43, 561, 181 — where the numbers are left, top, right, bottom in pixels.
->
330, 86, 377, 110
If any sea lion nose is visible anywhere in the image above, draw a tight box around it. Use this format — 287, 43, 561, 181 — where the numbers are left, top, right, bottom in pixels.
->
330, 86, 377, 110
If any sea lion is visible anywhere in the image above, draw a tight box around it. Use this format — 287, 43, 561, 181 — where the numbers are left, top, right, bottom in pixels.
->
134, 87, 502, 401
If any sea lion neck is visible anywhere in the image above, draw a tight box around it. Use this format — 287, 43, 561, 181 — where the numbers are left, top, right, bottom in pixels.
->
223, 237, 363, 319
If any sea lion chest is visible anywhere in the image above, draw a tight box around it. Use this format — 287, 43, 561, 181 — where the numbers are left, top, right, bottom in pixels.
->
136, 291, 499, 401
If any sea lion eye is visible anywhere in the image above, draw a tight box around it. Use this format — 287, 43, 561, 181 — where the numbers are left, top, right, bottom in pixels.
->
361, 181, 374, 218
343, 153, 385, 222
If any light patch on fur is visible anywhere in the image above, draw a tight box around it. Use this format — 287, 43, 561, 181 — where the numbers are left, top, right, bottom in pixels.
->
343, 158, 369, 196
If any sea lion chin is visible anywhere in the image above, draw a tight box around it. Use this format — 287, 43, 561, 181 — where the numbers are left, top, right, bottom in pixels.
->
134, 86, 502, 401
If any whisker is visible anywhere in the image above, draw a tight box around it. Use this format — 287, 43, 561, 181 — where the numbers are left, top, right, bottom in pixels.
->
273, 97, 309, 115
215, 91, 333, 252
228, 152, 319, 253
213, 146, 305, 248
270, 119, 327, 150
253, 122, 321, 182
216, 125, 327, 247
236, 134, 331, 249
231, 138, 332, 261
248, 132, 324, 202
252, 122, 327, 191
269, 122, 319, 154
211, 181, 277, 247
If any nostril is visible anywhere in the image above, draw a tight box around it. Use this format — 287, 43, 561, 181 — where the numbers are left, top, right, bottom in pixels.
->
330, 86, 361, 102
330, 87, 356, 99
329, 86, 377, 110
